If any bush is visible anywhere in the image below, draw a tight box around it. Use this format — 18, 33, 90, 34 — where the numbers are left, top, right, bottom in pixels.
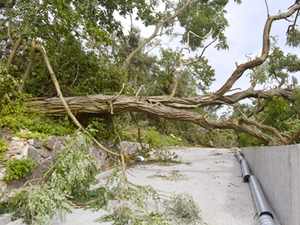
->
0, 98, 75, 137
3, 156, 38, 183
0, 138, 7, 162
0, 61, 22, 106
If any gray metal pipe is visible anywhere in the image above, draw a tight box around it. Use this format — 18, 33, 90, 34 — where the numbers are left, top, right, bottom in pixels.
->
258, 215, 276, 225
240, 159, 251, 182
235, 150, 244, 163
236, 151, 276, 225
249, 175, 274, 220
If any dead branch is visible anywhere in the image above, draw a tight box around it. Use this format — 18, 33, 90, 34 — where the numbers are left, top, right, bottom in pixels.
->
135, 85, 145, 97
287, 127, 300, 144
108, 83, 126, 114
264, 0, 270, 17
27, 91, 293, 145
7, 20, 14, 45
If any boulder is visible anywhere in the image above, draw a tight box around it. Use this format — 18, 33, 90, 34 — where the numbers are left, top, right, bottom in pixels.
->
27, 146, 40, 163
40, 147, 53, 158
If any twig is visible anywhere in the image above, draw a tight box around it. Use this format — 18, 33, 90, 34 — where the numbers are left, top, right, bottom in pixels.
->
264, 0, 270, 17
135, 84, 145, 97
71, 59, 79, 87
111, 115, 126, 178
169, 27, 224, 99
108, 83, 125, 114
7, 20, 14, 45
130, 111, 144, 150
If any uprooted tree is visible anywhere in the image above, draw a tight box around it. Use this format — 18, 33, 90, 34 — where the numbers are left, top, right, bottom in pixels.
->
1, 0, 300, 146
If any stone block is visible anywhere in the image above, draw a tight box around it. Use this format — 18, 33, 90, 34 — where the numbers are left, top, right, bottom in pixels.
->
120, 141, 149, 155
27, 146, 40, 163
89, 146, 102, 171
28, 139, 34, 145
40, 147, 53, 158
33, 139, 43, 148
56, 137, 71, 145
43, 138, 55, 149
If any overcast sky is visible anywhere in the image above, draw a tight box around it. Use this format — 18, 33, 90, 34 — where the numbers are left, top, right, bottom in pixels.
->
122, 0, 299, 96
205, 0, 300, 92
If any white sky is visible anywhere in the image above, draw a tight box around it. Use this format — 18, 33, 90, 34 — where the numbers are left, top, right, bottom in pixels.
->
121, 0, 300, 99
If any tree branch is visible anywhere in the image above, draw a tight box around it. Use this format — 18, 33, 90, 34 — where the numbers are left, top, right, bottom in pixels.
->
168, 28, 214, 99
122, 0, 198, 70
6, 37, 22, 75
27, 91, 293, 145
213, 4, 300, 99
35, 45, 120, 157
18, 39, 36, 93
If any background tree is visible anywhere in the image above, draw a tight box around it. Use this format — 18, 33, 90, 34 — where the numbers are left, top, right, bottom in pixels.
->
1, 0, 300, 146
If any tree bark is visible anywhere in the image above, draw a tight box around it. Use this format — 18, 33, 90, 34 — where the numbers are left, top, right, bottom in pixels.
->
26, 91, 294, 145
6, 37, 22, 75
18, 39, 36, 93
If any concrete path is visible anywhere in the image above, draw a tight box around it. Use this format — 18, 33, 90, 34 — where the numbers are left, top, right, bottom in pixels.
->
0, 148, 281, 225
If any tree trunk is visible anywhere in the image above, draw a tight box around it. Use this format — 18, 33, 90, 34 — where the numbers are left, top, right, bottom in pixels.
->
26, 93, 294, 145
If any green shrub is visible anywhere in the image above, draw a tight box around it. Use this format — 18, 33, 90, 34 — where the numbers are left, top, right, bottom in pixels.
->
0, 138, 7, 162
0, 61, 22, 107
0, 98, 75, 137
140, 127, 184, 149
3, 156, 39, 183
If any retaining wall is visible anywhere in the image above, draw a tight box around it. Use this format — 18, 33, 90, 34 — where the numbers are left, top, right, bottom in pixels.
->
242, 144, 300, 225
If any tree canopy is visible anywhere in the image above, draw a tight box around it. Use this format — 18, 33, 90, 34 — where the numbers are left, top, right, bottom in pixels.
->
1, 0, 300, 146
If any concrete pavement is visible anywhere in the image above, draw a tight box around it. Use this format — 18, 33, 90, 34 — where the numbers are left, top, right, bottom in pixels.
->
1, 148, 281, 225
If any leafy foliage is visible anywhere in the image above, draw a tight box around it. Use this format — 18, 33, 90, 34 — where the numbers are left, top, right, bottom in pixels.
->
0, 60, 22, 105
163, 193, 201, 225
0, 138, 7, 162
1, 131, 204, 225
0, 97, 75, 136
3, 156, 38, 183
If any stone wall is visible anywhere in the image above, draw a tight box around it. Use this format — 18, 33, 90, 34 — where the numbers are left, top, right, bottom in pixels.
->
0, 135, 149, 193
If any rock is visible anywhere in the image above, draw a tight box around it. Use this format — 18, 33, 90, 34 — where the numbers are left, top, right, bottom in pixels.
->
43, 138, 55, 149
135, 156, 145, 162
28, 139, 34, 145
27, 146, 40, 163
120, 141, 149, 155
40, 147, 53, 158
11, 137, 22, 141
53, 142, 62, 152
56, 137, 71, 145
89, 146, 102, 171
33, 139, 43, 148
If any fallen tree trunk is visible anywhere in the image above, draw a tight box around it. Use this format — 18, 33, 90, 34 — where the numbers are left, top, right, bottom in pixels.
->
27, 93, 293, 145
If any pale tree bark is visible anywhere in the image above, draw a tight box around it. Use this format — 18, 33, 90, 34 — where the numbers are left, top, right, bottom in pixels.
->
6, 37, 22, 75
26, 87, 298, 145
18, 39, 36, 93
